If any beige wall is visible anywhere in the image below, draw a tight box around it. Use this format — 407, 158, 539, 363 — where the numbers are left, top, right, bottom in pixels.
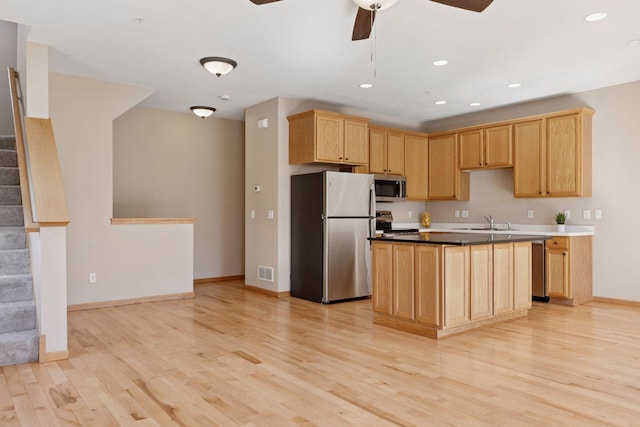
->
247, 80, 640, 302
0, 20, 17, 134
413, 80, 640, 301
49, 73, 194, 305
113, 107, 245, 280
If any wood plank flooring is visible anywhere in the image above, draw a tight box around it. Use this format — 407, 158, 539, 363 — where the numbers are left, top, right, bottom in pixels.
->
2, 280, 640, 426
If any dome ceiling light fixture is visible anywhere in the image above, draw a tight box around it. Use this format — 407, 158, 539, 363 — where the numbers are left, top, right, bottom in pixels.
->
199, 57, 238, 77
190, 106, 216, 118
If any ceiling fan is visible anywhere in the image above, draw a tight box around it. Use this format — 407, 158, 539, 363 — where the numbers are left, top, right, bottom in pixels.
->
249, 0, 493, 41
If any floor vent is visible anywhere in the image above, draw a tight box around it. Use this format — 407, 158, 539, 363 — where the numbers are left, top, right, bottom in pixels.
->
258, 265, 274, 282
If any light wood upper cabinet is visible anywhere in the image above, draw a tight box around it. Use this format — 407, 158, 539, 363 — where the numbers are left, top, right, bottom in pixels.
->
372, 241, 393, 315
288, 110, 369, 166
514, 109, 593, 198
404, 132, 429, 200
459, 125, 512, 170
429, 133, 470, 201
545, 235, 592, 306
368, 126, 405, 175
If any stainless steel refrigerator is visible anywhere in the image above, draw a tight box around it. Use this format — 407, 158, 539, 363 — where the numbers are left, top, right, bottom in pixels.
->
291, 171, 375, 303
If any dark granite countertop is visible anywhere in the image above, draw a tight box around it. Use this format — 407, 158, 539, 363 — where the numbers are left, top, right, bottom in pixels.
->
370, 232, 551, 246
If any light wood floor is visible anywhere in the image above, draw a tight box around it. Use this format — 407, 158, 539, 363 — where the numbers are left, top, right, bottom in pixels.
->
2, 281, 640, 426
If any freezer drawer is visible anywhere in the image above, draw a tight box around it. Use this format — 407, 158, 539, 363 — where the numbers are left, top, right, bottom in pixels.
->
324, 218, 371, 302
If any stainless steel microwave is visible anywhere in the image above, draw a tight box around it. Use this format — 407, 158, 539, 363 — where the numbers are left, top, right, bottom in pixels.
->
374, 175, 407, 202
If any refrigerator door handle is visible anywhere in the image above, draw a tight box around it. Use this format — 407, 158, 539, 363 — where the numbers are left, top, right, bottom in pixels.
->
368, 186, 375, 247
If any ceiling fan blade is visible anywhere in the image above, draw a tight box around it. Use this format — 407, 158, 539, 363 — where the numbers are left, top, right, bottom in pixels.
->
352, 7, 375, 41
249, 0, 282, 4
429, 0, 493, 13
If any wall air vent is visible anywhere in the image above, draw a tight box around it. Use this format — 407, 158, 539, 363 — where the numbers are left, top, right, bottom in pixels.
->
258, 265, 274, 282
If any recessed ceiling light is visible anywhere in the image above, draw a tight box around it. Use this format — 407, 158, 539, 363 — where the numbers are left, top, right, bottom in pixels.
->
432, 60, 449, 67
435, 101, 447, 105
470, 102, 481, 107
584, 12, 608, 22
359, 83, 373, 89
628, 39, 640, 47
219, 95, 231, 101
507, 83, 522, 88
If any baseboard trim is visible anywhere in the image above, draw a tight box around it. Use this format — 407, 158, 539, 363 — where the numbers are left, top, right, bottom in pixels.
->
244, 284, 290, 298
194, 275, 245, 286
67, 291, 195, 312
39, 335, 69, 363
593, 296, 640, 307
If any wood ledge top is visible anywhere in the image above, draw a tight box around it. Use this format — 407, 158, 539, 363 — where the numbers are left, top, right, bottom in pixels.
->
110, 218, 195, 225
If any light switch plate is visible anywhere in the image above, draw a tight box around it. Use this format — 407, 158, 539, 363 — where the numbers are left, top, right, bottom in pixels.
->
582, 209, 591, 220
527, 209, 534, 219
455, 210, 460, 218
595, 209, 602, 219
564, 209, 571, 220
267, 210, 274, 219
461, 210, 469, 218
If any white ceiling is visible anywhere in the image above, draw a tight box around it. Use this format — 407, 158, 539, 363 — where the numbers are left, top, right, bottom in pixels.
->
2, 0, 639, 128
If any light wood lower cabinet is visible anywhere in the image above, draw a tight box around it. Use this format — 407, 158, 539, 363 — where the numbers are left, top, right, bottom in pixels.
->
546, 236, 592, 306
372, 241, 532, 339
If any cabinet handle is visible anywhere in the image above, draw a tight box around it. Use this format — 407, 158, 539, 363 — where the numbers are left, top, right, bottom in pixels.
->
479, 162, 482, 166
345, 157, 349, 160
484, 162, 488, 166
339, 157, 343, 160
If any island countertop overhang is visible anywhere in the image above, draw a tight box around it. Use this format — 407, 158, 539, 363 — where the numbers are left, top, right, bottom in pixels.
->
370, 232, 551, 246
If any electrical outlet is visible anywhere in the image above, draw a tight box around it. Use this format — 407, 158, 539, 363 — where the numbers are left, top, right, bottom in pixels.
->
582, 209, 591, 220
461, 210, 469, 218
250, 210, 255, 219
267, 210, 274, 219
89, 273, 97, 283
408, 211, 413, 219
527, 209, 534, 219
563, 209, 571, 220
455, 210, 460, 218
595, 209, 602, 219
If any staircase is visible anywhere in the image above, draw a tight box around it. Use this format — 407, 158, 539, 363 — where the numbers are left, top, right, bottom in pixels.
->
0, 135, 38, 366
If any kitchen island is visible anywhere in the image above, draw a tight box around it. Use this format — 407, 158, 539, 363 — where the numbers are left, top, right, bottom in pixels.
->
370, 232, 550, 339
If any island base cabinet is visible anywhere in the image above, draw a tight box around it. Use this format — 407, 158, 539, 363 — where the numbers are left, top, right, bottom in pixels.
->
372, 241, 532, 339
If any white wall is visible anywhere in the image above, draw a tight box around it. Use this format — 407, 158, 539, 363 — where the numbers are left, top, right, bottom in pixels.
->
49, 73, 194, 305
113, 107, 245, 280
0, 20, 17, 134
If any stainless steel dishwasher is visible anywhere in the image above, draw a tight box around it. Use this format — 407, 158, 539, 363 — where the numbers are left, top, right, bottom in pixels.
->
531, 240, 548, 302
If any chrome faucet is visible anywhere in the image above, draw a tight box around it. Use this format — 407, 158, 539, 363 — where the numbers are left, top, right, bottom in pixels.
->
482, 215, 494, 229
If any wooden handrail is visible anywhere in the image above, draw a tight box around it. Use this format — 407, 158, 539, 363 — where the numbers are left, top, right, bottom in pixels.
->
7, 67, 70, 228
7, 67, 38, 231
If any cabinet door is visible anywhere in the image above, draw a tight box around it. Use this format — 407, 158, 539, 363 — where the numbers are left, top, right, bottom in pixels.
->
547, 114, 580, 196
386, 131, 405, 175
513, 242, 532, 310
514, 120, 545, 198
484, 124, 513, 168
470, 245, 493, 320
404, 134, 428, 200
315, 115, 344, 162
546, 247, 569, 298
344, 119, 368, 165
415, 245, 440, 326
429, 134, 458, 200
372, 242, 393, 314
459, 129, 484, 170
369, 128, 387, 174
493, 243, 514, 315
392, 244, 415, 320
443, 246, 470, 327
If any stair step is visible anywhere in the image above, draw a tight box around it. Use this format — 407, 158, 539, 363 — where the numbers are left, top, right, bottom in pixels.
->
0, 185, 21, 206
0, 136, 16, 151
0, 249, 30, 275
0, 227, 26, 250
0, 206, 24, 227
0, 274, 33, 303
0, 329, 38, 366
0, 150, 17, 168
0, 300, 36, 334
0, 167, 19, 186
